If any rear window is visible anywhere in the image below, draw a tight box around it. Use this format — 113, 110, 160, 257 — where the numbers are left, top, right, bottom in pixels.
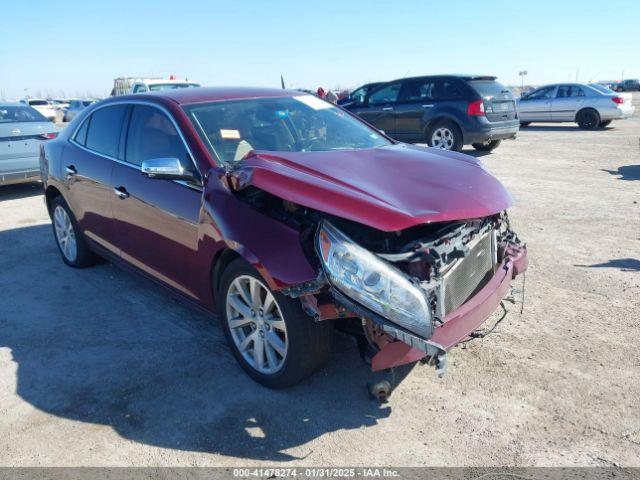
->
85, 105, 128, 158
467, 80, 513, 98
148, 83, 200, 91
29, 100, 49, 106
589, 84, 613, 94
0, 106, 48, 123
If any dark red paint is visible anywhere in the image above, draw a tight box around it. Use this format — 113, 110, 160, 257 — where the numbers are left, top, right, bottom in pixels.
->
41, 87, 527, 372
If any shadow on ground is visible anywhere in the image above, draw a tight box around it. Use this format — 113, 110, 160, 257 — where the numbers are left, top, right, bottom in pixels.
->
602, 165, 640, 181
521, 125, 613, 132
0, 182, 43, 201
576, 258, 640, 272
0, 224, 398, 461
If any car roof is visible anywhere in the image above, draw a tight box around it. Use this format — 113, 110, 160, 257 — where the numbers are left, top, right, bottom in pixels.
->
385, 74, 498, 83
120, 87, 303, 105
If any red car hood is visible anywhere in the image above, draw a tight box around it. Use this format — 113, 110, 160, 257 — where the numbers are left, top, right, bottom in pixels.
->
230, 144, 513, 232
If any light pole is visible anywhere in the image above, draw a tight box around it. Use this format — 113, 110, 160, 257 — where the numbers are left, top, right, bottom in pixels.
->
518, 70, 528, 92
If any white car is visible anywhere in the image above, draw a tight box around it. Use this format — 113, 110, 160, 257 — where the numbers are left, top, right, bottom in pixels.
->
112, 77, 200, 95
20, 99, 57, 122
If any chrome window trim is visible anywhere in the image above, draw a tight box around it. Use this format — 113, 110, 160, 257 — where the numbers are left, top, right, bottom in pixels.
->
68, 100, 203, 192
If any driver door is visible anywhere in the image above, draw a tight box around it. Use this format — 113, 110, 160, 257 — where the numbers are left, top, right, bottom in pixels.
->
110, 104, 203, 299
518, 86, 557, 122
351, 82, 401, 136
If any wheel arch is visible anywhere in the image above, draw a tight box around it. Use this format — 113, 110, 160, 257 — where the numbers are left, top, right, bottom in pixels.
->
424, 115, 464, 143
574, 106, 600, 123
45, 185, 63, 217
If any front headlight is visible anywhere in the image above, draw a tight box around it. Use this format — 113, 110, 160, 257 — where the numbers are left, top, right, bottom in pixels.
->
316, 220, 433, 338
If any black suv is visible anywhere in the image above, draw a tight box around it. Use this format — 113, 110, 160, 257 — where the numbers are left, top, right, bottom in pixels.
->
345, 75, 519, 152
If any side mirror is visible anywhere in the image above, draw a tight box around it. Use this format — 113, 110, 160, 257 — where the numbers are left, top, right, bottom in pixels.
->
141, 158, 195, 181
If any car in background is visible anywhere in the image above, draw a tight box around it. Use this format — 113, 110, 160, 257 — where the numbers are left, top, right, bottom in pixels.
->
40, 87, 526, 390
63, 99, 97, 122
0, 102, 59, 185
517, 83, 634, 129
20, 98, 57, 122
112, 76, 200, 95
345, 75, 519, 152
613, 79, 640, 92
337, 82, 384, 106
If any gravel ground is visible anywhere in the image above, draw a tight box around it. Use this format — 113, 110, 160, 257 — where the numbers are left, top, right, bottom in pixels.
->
0, 95, 639, 467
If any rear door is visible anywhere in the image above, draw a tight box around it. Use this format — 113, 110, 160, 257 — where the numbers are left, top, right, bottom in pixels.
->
551, 85, 585, 121
351, 81, 401, 136
518, 86, 557, 121
65, 104, 128, 252
394, 78, 435, 142
110, 103, 203, 299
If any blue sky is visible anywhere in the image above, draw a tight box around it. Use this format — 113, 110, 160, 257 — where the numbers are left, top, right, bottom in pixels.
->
1, 0, 638, 99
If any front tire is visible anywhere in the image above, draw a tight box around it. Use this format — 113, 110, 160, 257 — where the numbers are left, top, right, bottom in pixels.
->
426, 120, 463, 152
472, 139, 502, 152
219, 258, 333, 388
51, 196, 97, 268
577, 109, 600, 130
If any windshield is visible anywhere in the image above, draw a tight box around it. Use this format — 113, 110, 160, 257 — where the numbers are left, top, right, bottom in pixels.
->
0, 106, 48, 123
589, 84, 614, 94
29, 100, 49, 106
185, 95, 391, 164
148, 83, 200, 91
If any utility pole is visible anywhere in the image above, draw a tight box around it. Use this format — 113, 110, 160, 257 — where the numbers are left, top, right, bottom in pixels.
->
518, 70, 528, 92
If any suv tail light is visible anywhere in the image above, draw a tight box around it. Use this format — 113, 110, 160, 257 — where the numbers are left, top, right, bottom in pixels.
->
467, 99, 485, 116
40, 132, 58, 140
612, 96, 624, 105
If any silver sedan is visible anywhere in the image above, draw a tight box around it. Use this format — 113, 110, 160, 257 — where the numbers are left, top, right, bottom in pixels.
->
1, 102, 60, 186
517, 83, 635, 129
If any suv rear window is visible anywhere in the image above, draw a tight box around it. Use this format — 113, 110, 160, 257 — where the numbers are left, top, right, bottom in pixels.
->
467, 80, 512, 98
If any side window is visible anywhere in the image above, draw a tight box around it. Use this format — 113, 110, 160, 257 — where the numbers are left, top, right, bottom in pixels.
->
85, 105, 128, 158
125, 105, 190, 169
74, 117, 90, 146
368, 82, 401, 106
527, 86, 555, 100
433, 80, 464, 100
556, 85, 571, 98
571, 86, 585, 97
399, 80, 435, 102
133, 84, 148, 93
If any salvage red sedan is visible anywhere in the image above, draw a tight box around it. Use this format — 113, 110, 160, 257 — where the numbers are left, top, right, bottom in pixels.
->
40, 87, 527, 390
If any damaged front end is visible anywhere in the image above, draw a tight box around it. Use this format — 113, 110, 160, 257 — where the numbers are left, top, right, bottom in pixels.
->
284, 211, 527, 377
225, 152, 527, 379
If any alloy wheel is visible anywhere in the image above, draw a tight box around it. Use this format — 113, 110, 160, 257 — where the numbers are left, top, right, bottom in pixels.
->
225, 275, 288, 375
53, 206, 77, 262
431, 127, 455, 150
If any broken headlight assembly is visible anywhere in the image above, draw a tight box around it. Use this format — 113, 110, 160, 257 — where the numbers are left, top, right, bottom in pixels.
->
316, 220, 433, 338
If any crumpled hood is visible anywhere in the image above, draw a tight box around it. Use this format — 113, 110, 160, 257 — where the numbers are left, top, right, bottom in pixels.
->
230, 143, 513, 232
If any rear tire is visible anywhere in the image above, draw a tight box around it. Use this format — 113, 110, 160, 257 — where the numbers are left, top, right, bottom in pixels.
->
599, 120, 612, 128
426, 120, 463, 152
472, 139, 502, 152
51, 196, 98, 268
577, 109, 600, 130
219, 258, 333, 388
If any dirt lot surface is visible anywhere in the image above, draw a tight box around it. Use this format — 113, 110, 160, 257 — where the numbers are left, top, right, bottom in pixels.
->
1, 95, 639, 467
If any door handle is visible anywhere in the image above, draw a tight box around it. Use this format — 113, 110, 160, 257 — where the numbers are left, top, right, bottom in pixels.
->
113, 186, 129, 199
422, 104, 434, 108
65, 165, 77, 176
381, 107, 393, 111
